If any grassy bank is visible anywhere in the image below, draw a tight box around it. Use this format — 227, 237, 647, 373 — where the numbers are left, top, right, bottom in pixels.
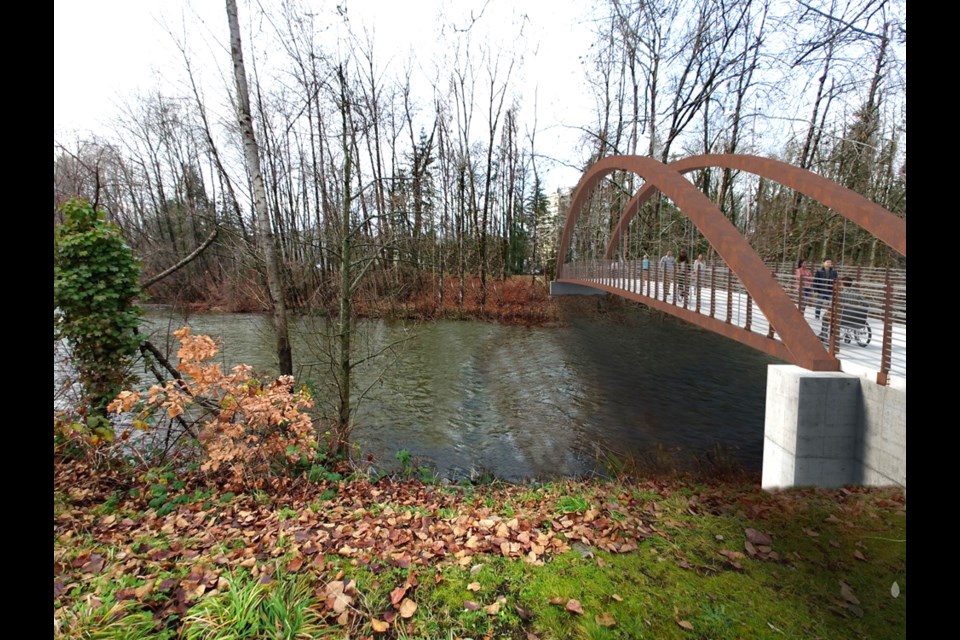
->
54, 459, 905, 639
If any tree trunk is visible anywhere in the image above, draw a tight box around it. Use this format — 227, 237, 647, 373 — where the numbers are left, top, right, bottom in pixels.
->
336, 65, 354, 458
226, 0, 292, 375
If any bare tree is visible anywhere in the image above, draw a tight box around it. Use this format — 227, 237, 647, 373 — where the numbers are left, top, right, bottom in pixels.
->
226, 0, 293, 375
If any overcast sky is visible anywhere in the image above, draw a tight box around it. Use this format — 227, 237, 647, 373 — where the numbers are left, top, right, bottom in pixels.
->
54, 0, 601, 192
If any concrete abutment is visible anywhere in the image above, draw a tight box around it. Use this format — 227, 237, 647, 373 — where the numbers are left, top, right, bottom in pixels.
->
762, 365, 905, 489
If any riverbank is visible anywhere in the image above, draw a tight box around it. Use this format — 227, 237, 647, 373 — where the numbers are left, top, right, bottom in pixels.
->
174, 276, 563, 327
54, 457, 905, 639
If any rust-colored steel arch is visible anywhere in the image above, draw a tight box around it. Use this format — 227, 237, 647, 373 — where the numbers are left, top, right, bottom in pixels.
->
555, 155, 838, 371
602, 153, 906, 259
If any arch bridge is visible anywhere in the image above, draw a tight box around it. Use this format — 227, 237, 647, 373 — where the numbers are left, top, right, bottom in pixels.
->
552, 154, 906, 388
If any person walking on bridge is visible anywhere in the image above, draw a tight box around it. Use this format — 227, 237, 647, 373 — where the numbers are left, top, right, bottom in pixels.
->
659, 250, 675, 300
813, 258, 838, 320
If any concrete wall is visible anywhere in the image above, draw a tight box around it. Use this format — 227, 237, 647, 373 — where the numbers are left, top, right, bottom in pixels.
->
762, 365, 905, 489
856, 378, 907, 486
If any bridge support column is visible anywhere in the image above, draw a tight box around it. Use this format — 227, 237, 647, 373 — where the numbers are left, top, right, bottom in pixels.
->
549, 281, 606, 296
762, 365, 905, 490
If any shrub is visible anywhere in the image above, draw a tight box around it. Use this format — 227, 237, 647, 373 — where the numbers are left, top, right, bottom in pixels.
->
109, 327, 317, 488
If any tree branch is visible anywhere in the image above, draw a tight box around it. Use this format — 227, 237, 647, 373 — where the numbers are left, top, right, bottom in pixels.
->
141, 226, 219, 289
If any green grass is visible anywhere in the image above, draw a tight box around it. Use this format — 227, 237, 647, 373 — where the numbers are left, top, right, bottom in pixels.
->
181, 571, 328, 640
556, 494, 590, 514
54, 464, 906, 640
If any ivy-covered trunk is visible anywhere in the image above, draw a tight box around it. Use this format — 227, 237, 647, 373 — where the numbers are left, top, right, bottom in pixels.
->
54, 198, 142, 435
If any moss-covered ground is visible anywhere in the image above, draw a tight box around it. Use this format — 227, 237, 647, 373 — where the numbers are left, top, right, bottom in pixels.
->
54, 460, 905, 639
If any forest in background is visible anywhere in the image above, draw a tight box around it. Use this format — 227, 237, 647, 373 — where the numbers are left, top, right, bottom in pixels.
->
53, 0, 905, 315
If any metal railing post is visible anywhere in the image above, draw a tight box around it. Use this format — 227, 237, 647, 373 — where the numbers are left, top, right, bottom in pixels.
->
878, 268, 893, 386
828, 278, 840, 356
725, 268, 733, 324
710, 264, 716, 318
766, 268, 776, 339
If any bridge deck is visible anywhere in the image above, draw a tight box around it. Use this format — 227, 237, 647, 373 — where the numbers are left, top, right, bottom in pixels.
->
564, 272, 906, 391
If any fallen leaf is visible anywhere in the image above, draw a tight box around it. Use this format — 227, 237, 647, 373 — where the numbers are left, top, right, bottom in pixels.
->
745, 528, 772, 546
399, 598, 417, 619
829, 539, 841, 548
548, 597, 566, 606
803, 527, 819, 538
527, 634, 541, 640
853, 550, 866, 561
371, 618, 389, 632
891, 582, 900, 598
81, 554, 105, 575
596, 557, 607, 567
287, 557, 304, 572
565, 599, 584, 615
467, 581, 481, 591
485, 601, 500, 615
839, 581, 860, 605
596, 611, 616, 627
390, 585, 409, 607
677, 619, 694, 631
611, 593, 623, 602
463, 600, 480, 611
325, 581, 354, 614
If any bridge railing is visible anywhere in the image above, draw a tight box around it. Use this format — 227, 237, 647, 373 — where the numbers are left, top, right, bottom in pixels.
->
559, 259, 906, 387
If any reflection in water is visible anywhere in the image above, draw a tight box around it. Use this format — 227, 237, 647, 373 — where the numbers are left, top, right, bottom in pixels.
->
134, 304, 778, 480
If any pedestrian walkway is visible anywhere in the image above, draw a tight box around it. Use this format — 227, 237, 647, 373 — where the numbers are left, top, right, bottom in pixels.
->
563, 261, 906, 391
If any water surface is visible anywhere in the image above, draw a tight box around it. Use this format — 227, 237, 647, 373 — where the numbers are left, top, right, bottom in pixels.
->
135, 302, 777, 480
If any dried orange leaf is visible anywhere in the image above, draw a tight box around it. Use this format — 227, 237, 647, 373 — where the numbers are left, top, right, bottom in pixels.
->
596, 612, 616, 627
371, 618, 389, 632
390, 585, 409, 607
565, 599, 584, 615
399, 598, 417, 619
677, 619, 694, 631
